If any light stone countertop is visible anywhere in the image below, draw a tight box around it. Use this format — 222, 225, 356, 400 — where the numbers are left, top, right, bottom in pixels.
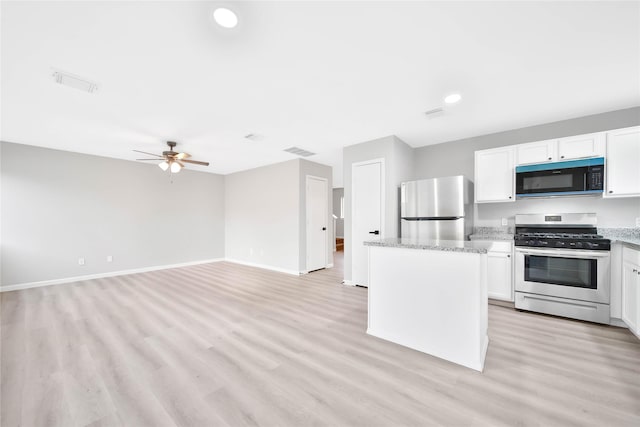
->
600, 228, 640, 250
469, 226, 514, 242
469, 234, 514, 241
363, 237, 493, 254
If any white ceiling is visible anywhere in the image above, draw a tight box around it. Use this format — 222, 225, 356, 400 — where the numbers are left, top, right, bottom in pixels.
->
2, 1, 639, 187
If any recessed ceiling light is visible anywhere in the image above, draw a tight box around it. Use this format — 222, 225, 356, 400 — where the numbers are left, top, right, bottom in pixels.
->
444, 93, 462, 104
213, 8, 238, 28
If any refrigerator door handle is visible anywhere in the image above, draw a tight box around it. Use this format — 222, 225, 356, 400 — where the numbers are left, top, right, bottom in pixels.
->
368, 230, 380, 235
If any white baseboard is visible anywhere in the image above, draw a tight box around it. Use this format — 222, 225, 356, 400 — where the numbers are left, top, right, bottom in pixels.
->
327, 263, 334, 268
0, 258, 225, 292
609, 318, 629, 328
343, 279, 355, 286
224, 258, 301, 276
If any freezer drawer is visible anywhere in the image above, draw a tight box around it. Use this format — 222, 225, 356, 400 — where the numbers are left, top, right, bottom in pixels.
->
401, 218, 467, 241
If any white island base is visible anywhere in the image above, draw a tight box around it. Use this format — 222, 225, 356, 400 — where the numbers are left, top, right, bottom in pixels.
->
366, 242, 489, 372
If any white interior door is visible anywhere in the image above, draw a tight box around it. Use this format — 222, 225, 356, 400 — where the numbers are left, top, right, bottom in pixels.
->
352, 159, 384, 287
306, 176, 328, 272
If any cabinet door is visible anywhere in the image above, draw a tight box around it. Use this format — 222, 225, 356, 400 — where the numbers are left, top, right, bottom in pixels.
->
605, 126, 640, 198
516, 139, 557, 165
475, 147, 515, 203
487, 251, 513, 301
557, 132, 606, 160
621, 260, 640, 335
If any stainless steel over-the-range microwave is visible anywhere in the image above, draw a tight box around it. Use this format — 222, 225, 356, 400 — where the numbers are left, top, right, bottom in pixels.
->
515, 157, 604, 198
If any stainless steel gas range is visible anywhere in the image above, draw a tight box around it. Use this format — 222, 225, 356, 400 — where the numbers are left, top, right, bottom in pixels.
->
514, 213, 611, 324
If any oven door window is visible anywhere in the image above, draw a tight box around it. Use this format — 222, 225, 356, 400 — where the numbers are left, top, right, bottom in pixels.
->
524, 255, 597, 289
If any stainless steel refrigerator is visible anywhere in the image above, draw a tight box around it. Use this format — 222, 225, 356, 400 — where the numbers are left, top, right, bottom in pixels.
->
400, 176, 473, 240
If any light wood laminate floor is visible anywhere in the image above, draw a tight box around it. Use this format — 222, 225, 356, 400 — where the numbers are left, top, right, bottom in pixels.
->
2, 255, 640, 426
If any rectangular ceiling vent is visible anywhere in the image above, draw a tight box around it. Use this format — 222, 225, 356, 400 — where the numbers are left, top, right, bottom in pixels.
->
284, 147, 316, 157
52, 69, 99, 93
424, 106, 445, 118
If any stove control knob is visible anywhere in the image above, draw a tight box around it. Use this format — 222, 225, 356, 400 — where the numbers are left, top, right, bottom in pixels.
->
584, 242, 594, 249
556, 241, 566, 247
575, 242, 583, 248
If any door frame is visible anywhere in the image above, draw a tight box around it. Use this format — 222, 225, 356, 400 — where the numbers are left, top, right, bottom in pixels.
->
350, 158, 385, 286
305, 175, 329, 273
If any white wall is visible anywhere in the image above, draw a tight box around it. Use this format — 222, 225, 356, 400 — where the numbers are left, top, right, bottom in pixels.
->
225, 159, 301, 274
0, 142, 225, 287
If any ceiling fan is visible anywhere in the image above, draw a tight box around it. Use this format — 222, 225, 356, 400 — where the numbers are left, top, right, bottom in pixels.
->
134, 141, 209, 173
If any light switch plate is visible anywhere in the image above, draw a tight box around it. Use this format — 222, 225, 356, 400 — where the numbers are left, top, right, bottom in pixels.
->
106, 255, 113, 262
501, 218, 508, 226
78, 257, 85, 266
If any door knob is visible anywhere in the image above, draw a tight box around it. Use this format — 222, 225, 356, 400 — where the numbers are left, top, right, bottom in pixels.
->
322, 227, 326, 231
368, 230, 380, 235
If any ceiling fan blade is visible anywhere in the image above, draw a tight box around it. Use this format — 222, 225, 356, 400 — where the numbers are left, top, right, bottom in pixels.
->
133, 150, 163, 157
136, 158, 162, 161
175, 152, 191, 160
181, 159, 210, 166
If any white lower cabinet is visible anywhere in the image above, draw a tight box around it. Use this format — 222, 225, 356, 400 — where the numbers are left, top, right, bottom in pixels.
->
621, 245, 640, 337
486, 241, 514, 302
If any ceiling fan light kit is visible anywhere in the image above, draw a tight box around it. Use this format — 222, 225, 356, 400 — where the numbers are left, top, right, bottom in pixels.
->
170, 161, 182, 173
134, 141, 210, 176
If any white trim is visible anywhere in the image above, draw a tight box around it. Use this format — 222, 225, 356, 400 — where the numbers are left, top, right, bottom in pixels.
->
343, 279, 355, 286
0, 258, 225, 292
327, 263, 334, 268
224, 258, 301, 276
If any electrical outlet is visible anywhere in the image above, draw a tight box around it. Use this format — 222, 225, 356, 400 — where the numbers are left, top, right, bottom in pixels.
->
106, 255, 113, 262
78, 257, 85, 266
501, 218, 508, 226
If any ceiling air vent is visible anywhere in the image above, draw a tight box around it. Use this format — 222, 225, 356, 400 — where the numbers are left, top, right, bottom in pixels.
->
284, 147, 316, 157
51, 69, 99, 93
424, 106, 444, 118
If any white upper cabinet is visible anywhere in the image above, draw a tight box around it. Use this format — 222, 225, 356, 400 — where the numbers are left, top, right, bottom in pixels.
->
605, 126, 640, 198
475, 146, 515, 203
515, 133, 605, 166
557, 132, 606, 160
516, 139, 557, 165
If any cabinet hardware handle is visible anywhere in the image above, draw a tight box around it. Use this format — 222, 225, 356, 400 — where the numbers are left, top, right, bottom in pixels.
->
561, 155, 565, 159
548, 157, 552, 160
609, 190, 613, 193
507, 255, 511, 258
634, 269, 638, 273
508, 196, 512, 199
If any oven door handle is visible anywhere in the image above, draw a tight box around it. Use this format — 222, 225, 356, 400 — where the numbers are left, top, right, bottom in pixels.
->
514, 247, 610, 258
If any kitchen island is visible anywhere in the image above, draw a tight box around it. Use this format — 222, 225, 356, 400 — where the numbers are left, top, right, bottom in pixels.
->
364, 237, 492, 372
